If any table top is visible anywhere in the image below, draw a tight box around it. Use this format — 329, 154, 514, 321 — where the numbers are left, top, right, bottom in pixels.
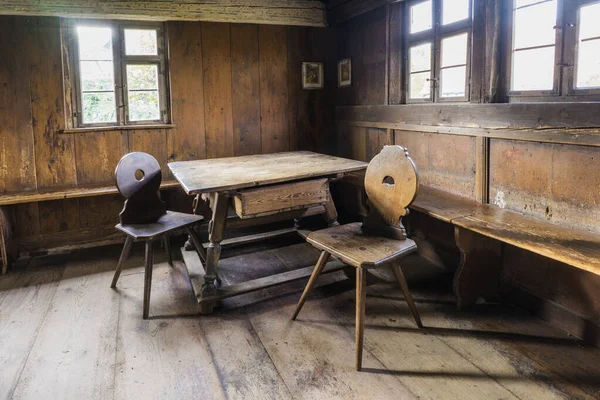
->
168, 151, 368, 194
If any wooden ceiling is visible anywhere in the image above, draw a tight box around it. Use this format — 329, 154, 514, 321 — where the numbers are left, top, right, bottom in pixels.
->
0, 0, 328, 27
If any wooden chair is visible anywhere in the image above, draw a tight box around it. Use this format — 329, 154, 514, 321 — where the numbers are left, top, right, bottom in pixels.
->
292, 145, 422, 371
110, 152, 207, 319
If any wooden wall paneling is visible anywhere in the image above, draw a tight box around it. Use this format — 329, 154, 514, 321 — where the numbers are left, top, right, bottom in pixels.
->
394, 130, 430, 175
475, 136, 490, 203
360, 8, 387, 105
365, 127, 389, 161
202, 22, 234, 159
11, 203, 41, 239
328, 0, 398, 24
38, 199, 81, 234
127, 129, 168, 177
259, 25, 290, 154
0, 17, 36, 193
483, 0, 502, 103
28, 17, 77, 189
387, 3, 403, 105
349, 126, 367, 162
167, 21, 207, 163
469, 0, 486, 104
231, 24, 262, 156
78, 195, 122, 228
287, 27, 312, 151
74, 131, 128, 185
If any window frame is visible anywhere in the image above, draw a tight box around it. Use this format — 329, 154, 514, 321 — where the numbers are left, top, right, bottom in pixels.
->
505, 0, 600, 101
405, 0, 473, 104
65, 19, 170, 129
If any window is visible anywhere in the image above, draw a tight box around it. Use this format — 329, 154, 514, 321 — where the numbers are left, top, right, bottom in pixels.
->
65, 20, 169, 128
405, 0, 472, 102
507, 0, 600, 98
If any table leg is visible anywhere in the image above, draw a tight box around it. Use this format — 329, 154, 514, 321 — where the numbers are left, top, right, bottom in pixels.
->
199, 192, 229, 314
184, 194, 203, 251
323, 191, 340, 227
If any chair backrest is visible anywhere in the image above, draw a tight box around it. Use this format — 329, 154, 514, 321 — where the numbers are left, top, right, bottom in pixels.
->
361, 145, 419, 240
115, 152, 166, 224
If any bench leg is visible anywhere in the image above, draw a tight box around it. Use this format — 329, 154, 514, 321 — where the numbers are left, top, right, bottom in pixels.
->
355, 267, 367, 371
454, 226, 502, 309
291, 251, 331, 320
111, 237, 134, 288
143, 240, 154, 319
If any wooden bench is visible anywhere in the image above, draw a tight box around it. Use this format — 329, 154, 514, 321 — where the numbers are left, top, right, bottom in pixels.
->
0, 181, 181, 275
343, 173, 600, 308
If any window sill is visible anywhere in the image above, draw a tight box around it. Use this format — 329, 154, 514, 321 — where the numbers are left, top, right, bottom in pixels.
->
60, 124, 176, 134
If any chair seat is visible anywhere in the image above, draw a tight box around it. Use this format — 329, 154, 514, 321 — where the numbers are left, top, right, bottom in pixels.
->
307, 222, 417, 268
116, 211, 204, 240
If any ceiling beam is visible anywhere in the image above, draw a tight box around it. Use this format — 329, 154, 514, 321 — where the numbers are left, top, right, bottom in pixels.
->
328, 0, 401, 24
0, 0, 327, 27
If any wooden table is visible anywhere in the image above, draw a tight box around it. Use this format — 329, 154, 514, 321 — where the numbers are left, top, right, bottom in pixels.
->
168, 151, 367, 313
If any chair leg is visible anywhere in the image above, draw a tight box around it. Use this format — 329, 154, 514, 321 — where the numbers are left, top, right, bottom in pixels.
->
111, 236, 133, 288
392, 261, 423, 328
143, 240, 154, 320
162, 235, 173, 267
291, 251, 331, 320
355, 268, 367, 371
186, 227, 207, 263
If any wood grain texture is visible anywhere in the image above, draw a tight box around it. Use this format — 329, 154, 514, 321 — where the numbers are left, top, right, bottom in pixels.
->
0, 17, 35, 193
259, 25, 290, 154
233, 178, 329, 217
231, 24, 262, 156
167, 21, 206, 163
74, 130, 128, 184
0, 0, 327, 27
0, 260, 64, 399
29, 17, 76, 188
128, 129, 169, 178
169, 151, 367, 194
307, 222, 418, 268
202, 22, 234, 159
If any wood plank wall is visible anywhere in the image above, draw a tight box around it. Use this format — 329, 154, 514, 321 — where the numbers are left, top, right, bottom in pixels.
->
333, 6, 600, 340
0, 16, 336, 250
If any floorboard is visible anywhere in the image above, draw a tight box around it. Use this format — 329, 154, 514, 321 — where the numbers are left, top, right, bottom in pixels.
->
0, 240, 598, 400
0, 259, 64, 399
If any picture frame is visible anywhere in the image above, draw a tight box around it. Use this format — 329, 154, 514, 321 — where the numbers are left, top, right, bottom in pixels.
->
338, 58, 351, 87
302, 62, 324, 90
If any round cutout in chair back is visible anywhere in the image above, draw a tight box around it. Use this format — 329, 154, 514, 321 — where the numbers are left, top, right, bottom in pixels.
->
115, 152, 162, 199
364, 145, 418, 224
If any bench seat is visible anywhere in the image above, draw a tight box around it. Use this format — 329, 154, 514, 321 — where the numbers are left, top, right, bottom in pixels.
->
0, 181, 181, 206
413, 186, 600, 277
342, 172, 600, 307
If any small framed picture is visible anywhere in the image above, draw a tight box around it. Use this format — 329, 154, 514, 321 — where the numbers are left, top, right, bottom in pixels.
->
302, 62, 324, 90
338, 58, 351, 87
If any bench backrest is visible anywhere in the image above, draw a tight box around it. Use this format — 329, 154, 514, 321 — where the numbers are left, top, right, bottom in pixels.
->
362, 145, 419, 240
115, 152, 166, 224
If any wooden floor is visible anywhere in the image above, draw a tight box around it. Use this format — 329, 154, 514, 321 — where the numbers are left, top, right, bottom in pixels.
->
1, 238, 599, 400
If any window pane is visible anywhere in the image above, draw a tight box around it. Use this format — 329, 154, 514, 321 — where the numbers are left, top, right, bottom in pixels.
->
77, 26, 113, 61
410, 1, 432, 34
410, 43, 431, 72
128, 91, 160, 121
441, 33, 468, 67
512, 47, 555, 91
127, 65, 158, 90
579, 2, 600, 40
513, 0, 557, 49
82, 92, 116, 124
442, 0, 469, 25
80, 61, 114, 91
440, 66, 467, 97
124, 29, 158, 56
576, 39, 600, 88
410, 71, 431, 99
